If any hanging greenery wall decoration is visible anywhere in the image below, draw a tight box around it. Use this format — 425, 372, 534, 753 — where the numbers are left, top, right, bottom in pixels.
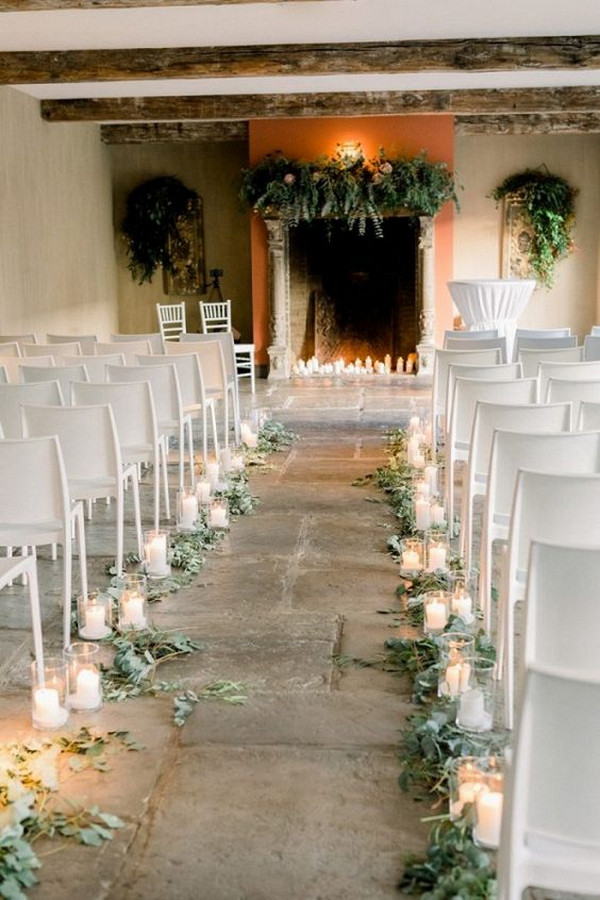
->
240, 147, 458, 236
492, 167, 577, 288
121, 176, 199, 284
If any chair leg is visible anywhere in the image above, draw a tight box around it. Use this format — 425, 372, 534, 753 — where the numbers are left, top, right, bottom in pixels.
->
209, 402, 219, 455
160, 439, 170, 520
26, 559, 44, 669
63, 534, 73, 649
178, 424, 185, 491
153, 451, 160, 532
223, 393, 230, 450
250, 351, 256, 394
503, 598, 516, 730
130, 474, 144, 558
116, 487, 124, 577
186, 419, 195, 488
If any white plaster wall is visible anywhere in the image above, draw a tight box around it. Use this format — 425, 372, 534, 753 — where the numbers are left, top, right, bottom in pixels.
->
454, 134, 600, 338
0, 87, 118, 338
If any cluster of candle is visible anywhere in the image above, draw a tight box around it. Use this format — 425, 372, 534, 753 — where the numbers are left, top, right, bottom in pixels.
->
440, 648, 472, 698
32, 644, 103, 729
451, 757, 505, 849
292, 353, 416, 377
415, 495, 447, 530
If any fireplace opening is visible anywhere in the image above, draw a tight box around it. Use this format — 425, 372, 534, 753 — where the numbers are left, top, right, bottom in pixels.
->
289, 217, 419, 369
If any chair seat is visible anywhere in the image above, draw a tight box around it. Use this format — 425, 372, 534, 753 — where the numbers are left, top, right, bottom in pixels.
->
69, 476, 118, 498
492, 512, 511, 529
526, 830, 600, 863
0, 520, 66, 539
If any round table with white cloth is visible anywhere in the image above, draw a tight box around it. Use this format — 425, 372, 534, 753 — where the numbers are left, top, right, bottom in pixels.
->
448, 279, 536, 361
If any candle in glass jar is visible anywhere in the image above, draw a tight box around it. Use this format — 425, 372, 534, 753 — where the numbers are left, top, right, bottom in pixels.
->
82, 603, 108, 640
34, 687, 67, 729
413, 451, 425, 469
196, 479, 212, 504
209, 506, 228, 529
401, 549, 422, 571
180, 494, 198, 529
431, 502, 446, 525
445, 662, 471, 696
425, 601, 447, 632
70, 669, 102, 710
415, 498, 431, 531
475, 791, 503, 848
415, 480, 430, 498
452, 590, 473, 620
409, 415, 420, 431
219, 448, 232, 473
457, 688, 486, 729
205, 461, 220, 490
121, 592, 147, 629
452, 780, 489, 817
147, 534, 167, 574
428, 544, 447, 571
424, 465, 438, 494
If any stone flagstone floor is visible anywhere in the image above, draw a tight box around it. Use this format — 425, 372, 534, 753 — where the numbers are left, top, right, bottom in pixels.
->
0, 376, 579, 900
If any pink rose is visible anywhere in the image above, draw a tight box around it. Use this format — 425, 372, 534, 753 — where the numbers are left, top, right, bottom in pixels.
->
379, 162, 393, 176
283, 173, 296, 186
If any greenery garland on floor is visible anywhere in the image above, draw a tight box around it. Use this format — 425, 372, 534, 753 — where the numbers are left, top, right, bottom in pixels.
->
354, 426, 510, 898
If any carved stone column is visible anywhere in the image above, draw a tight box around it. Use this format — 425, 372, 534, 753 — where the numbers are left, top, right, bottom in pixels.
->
416, 215, 436, 378
265, 217, 292, 380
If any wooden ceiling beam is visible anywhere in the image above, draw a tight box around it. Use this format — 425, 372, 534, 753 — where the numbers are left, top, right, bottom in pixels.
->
456, 112, 600, 134
41, 86, 600, 123
2, 36, 600, 84
101, 121, 249, 143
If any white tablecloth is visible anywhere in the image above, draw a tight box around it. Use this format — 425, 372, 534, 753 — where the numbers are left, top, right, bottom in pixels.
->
448, 279, 536, 360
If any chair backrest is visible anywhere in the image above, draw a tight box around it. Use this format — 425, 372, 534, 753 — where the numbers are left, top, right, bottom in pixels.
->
443, 335, 507, 363
503, 669, 600, 871
95, 340, 152, 365
442, 328, 498, 347
106, 363, 183, 426
110, 332, 164, 354
470, 401, 572, 484
0, 366, 7, 385
200, 300, 232, 334
46, 334, 98, 354
21, 403, 121, 489
22, 341, 82, 358
432, 348, 502, 422
591, 325, 600, 337
0, 342, 22, 358
156, 302, 186, 341
583, 334, 600, 361
164, 339, 226, 394
525, 540, 600, 676
0, 435, 70, 529
546, 378, 600, 422
71, 380, 158, 453
513, 327, 572, 361
509, 470, 600, 579
538, 358, 600, 402
579, 401, 600, 431
179, 331, 236, 382
0, 381, 64, 437
0, 334, 36, 350
136, 353, 206, 410
446, 362, 522, 424
518, 344, 584, 378
449, 377, 538, 448
20, 364, 89, 400
62, 353, 125, 383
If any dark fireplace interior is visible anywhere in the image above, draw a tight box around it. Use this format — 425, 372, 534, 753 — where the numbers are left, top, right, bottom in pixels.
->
289, 217, 419, 364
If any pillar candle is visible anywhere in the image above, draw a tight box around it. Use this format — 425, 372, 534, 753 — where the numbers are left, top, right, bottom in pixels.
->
121, 592, 147, 628
457, 689, 485, 729
424, 465, 438, 494
428, 545, 447, 571
69, 669, 102, 711
415, 498, 431, 530
425, 601, 447, 631
401, 549, 422, 571
180, 494, 198, 529
147, 534, 168, 574
475, 792, 504, 848
33, 688, 67, 728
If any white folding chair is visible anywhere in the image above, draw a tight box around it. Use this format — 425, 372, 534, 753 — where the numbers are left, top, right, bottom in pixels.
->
95, 340, 152, 365
0, 381, 64, 437
137, 353, 218, 465
157, 302, 186, 342
443, 328, 499, 347
0, 435, 87, 647
444, 335, 507, 363
431, 348, 502, 459
47, 334, 98, 354
0, 335, 36, 350
0, 554, 44, 666
71, 380, 169, 531
538, 358, 600, 402
0, 355, 53, 384
546, 377, 600, 423
180, 332, 241, 440
22, 341, 83, 359
110, 332, 164, 354
22, 404, 143, 577
446, 362, 522, 428
578, 400, 600, 431
108, 363, 193, 491
63, 353, 125, 383
518, 344, 583, 378
0, 342, 22, 358
583, 334, 600, 361
498, 669, 600, 900
499, 468, 600, 728
460, 401, 572, 572
0, 366, 8, 385
165, 340, 232, 448
446, 377, 537, 532
200, 300, 231, 333
513, 327, 572, 362
20, 364, 89, 400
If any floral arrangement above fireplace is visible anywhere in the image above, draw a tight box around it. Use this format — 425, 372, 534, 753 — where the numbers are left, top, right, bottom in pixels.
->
240, 146, 458, 236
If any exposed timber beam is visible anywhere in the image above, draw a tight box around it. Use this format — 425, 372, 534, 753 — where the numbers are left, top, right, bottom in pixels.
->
41, 87, 600, 123
456, 112, 600, 134
101, 121, 249, 143
2, 36, 600, 85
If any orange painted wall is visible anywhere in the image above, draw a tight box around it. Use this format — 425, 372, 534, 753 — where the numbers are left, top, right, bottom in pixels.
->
248, 116, 455, 365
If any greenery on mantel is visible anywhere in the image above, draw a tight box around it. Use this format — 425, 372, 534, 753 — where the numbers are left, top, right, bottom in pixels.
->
121, 175, 199, 284
240, 146, 458, 236
492, 167, 577, 288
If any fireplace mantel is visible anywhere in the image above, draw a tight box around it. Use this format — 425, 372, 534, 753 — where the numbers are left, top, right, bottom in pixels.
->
264, 215, 437, 379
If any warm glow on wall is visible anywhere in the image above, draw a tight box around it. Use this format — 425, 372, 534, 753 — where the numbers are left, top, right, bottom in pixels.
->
337, 141, 362, 163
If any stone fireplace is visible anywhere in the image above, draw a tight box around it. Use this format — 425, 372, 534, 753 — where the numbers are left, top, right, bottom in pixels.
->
265, 214, 436, 379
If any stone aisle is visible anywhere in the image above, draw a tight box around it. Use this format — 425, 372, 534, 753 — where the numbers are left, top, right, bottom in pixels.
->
0, 376, 432, 900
